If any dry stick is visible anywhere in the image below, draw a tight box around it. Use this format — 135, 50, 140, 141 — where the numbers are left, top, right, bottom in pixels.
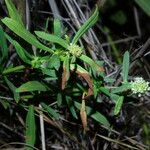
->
101, 36, 139, 47
132, 37, 150, 63
0, 122, 24, 139
101, 125, 148, 150
97, 134, 140, 150
48, 0, 61, 19
39, 104, 46, 150
134, 6, 141, 37
25, 0, 31, 30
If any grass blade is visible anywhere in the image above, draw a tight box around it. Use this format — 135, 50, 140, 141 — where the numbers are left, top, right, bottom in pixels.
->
122, 51, 129, 83
0, 25, 8, 64
26, 105, 36, 150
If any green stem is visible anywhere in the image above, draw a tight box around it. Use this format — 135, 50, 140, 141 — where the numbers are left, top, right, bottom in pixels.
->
2, 65, 25, 75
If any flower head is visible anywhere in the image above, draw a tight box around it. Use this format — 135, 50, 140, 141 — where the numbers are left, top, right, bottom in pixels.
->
130, 77, 150, 97
67, 43, 82, 57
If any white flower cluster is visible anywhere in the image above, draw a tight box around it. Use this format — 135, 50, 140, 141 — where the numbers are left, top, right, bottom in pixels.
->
67, 43, 82, 57
130, 77, 150, 97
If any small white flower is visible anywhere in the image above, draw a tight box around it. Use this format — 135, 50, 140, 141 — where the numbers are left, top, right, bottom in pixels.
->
130, 77, 150, 97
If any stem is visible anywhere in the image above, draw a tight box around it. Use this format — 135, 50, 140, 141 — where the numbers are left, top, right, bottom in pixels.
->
2, 65, 26, 75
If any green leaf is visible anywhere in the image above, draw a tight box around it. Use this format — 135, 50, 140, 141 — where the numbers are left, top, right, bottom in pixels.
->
2, 17, 53, 53
5, 0, 24, 27
0, 25, 8, 64
13, 41, 31, 64
91, 112, 110, 128
122, 51, 129, 83
4, 76, 20, 103
79, 54, 104, 75
57, 93, 62, 106
54, 18, 61, 37
114, 96, 124, 115
112, 83, 131, 94
16, 81, 48, 93
99, 87, 111, 97
72, 6, 99, 44
74, 101, 110, 128
42, 69, 57, 78
66, 96, 78, 119
5, 33, 33, 59
135, 0, 150, 17
41, 102, 60, 120
35, 31, 69, 49
26, 105, 36, 150
70, 64, 89, 74
48, 54, 60, 70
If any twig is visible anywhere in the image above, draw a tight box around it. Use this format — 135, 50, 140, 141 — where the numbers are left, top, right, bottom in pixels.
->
101, 36, 139, 47
133, 7, 141, 37
39, 104, 46, 150
25, 0, 31, 30
48, 0, 61, 19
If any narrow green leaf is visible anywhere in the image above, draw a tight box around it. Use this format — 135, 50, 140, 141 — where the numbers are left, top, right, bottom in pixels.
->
54, 18, 61, 37
57, 93, 62, 106
4, 76, 20, 103
2, 17, 53, 53
135, 0, 150, 17
72, 6, 99, 44
74, 101, 110, 128
41, 102, 60, 120
66, 96, 78, 119
16, 81, 48, 93
35, 31, 69, 49
13, 41, 31, 64
70, 64, 89, 74
122, 51, 129, 83
5, 33, 33, 59
79, 54, 104, 74
0, 26, 8, 64
26, 105, 36, 150
5, 0, 24, 27
112, 83, 131, 94
110, 93, 120, 102
2, 65, 25, 75
114, 96, 124, 115
99, 87, 111, 97
91, 112, 110, 128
